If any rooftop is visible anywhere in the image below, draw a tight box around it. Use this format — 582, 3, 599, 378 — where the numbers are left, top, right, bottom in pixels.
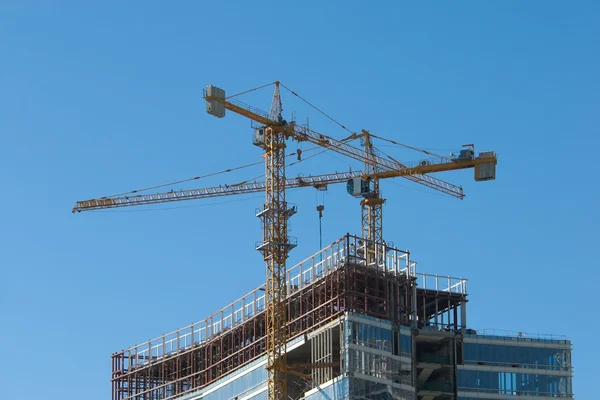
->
116, 234, 468, 370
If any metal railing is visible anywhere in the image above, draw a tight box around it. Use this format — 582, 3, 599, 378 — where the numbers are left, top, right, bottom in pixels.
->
459, 387, 573, 398
469, 328, 568, 342
463, 359, 572, 372
119, 234, 466, 371
125, 286, 267, 371
415, 272, 467, 294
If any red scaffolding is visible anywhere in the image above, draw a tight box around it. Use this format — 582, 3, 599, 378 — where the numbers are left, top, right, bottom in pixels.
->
110, 235, 467, 400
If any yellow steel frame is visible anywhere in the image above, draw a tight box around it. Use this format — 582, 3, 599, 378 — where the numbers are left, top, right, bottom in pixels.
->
361, 130, 386, 263
375, 155, 497, 178
262, 124, 289, 400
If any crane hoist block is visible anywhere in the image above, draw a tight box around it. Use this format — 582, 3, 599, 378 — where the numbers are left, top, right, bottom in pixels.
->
205, 85, 226, 118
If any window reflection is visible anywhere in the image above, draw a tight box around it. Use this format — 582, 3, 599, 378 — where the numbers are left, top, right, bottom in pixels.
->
464, 343, 571, 370
458, 370, 571, 397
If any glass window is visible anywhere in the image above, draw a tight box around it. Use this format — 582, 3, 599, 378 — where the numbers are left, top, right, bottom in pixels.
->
458, 370, 572, 397
305, 377, 349, 400
349, 320, 393, 352
463, 342, 571, 371
199, 364, 267, 400
349, 378, 412, 400
400, 334, 411, 355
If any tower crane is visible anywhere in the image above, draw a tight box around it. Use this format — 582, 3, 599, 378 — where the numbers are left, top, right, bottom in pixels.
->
73, 82, 497, 400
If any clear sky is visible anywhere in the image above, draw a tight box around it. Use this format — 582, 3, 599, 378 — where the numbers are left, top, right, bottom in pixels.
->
1, 1, 597, 398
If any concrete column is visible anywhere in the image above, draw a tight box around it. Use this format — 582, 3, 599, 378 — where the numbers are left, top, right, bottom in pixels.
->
461, 301, 467, 333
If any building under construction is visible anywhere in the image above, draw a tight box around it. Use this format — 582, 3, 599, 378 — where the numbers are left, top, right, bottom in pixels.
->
72, 82, 572, 399
110, 235, 573, 400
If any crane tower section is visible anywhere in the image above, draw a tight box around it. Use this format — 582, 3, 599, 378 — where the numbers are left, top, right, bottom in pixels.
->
207, 83, 294, 400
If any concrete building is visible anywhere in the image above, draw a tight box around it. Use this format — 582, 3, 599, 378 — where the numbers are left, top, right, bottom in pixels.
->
111, 235, 573, 400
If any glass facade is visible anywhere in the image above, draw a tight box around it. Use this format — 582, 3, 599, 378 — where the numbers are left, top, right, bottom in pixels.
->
464, 340, 571, 371
348, 320, 393, 351
305, 377, 349, 400
345, 313, 412, 357
458, 336, 573, 399
179, 359, 267, 400
343, 313, 414, 399
348, 378, 413, 400
458, 370, 571, 398
178, 314, 572, 400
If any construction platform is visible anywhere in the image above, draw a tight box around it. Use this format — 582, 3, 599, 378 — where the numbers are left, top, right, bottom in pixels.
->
111, 234, 468, 400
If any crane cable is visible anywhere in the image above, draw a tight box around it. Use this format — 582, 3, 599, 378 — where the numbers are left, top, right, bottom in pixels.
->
369, 133, 448, 160
99, 82, 391, 201
226, 82, 440, 164
103, 145, 331, 199
104, 161, 266, 198
210, 147, 331, 188
227, 82, 357, 141
369, 143, 407, 171
278, 83, 405, 168
230, 83, 438, 171
227, 81, 364, 159
279, 83, 356, 137
226, 81, 278, 99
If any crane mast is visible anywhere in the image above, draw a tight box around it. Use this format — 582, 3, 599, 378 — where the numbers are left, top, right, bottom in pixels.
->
257, 83, 290, 400
360, 129, 385, 264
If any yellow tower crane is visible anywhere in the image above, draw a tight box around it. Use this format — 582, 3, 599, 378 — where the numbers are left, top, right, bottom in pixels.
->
73, 82, 497, 400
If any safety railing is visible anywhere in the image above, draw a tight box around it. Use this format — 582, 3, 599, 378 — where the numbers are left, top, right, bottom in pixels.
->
400, 156, 453, 169
125, 286, 268, 371
286, 235, 413, 296
226, 97, 272, 121
463, 359, 573, 372
120, 234, 465, 371
415, 272, 467, 294
467, 328, 569, 343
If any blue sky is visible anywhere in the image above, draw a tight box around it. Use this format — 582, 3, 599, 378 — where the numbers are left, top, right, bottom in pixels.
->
1, 1, 597, 398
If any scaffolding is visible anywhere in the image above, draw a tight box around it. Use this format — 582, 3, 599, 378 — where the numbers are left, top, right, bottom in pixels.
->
111, 235, 468, 400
